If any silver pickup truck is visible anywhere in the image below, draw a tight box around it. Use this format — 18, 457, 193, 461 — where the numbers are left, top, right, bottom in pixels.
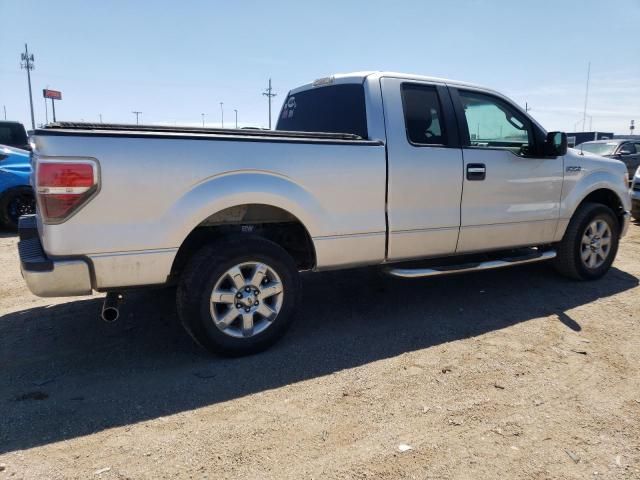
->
19, 71, 631, 356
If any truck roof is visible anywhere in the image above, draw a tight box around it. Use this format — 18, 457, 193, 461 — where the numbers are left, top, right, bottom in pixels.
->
288, 71, 492, 95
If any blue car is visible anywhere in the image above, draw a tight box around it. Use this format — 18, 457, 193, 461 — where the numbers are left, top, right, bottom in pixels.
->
0, 145, 35, 229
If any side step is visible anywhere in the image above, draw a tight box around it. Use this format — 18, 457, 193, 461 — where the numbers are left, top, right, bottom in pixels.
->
385, 249, 557, 279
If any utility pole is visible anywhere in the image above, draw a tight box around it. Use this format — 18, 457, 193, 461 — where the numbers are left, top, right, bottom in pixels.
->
262, 78, 277, 129
220, 102, 224, 128
2, 105, 6, 120
201, 113, 205, 128
234, 109, 238, 129
582, 61, 591, 132
525, 102, 531, 112
99, 114, 103, 123
631, 120, 635, 136
132, 111, 142, 124
20, 44, 36, 130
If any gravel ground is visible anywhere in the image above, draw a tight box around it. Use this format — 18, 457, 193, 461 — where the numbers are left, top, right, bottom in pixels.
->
1, 224, 639, 479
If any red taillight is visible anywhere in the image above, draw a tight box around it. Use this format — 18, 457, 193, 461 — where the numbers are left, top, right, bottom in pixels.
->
37, 161, 98, 222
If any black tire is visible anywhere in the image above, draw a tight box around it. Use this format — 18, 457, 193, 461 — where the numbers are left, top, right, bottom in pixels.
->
0, 187, 36, 230
554, 202, 620, 280
176, 236, 301, 356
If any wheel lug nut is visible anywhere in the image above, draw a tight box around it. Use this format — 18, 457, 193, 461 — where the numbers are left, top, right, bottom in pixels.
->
254, 301, 259, 306
245, 308, 250, 313
245, 287, 251, 292
236, 293, 242, 299
236, 303, 242, 308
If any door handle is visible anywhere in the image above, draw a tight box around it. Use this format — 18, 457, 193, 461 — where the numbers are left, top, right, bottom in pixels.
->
467, 163, 486, 180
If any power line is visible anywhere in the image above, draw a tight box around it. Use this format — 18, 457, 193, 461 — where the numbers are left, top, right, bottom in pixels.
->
132, 111, 142, 124
20, 44, 35, 130
262, 78, 277, 130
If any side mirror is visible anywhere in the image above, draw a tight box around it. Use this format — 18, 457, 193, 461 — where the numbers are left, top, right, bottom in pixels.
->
618, 148, 632, 156
543, 131, 567, 157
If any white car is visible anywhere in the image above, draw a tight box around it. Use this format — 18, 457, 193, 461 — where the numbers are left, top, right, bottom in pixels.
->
19, 71, 631, 355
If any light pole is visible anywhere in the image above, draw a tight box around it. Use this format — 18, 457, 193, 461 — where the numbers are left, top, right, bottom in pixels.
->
234, 109, 238, 129
220, 102, 224, 128
99, 114, 103, 123
582, 61, 591, 132
201, 113, 205, 128
132, 111, 142, 125
20, 44, 36, 130
2, 105, 6, 120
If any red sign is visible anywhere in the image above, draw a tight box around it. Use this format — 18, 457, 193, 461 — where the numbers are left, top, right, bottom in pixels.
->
43, 89, 62, 100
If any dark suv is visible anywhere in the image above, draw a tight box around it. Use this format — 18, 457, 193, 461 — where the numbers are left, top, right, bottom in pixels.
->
0, 121, 30, 152
578, 139, 640, 179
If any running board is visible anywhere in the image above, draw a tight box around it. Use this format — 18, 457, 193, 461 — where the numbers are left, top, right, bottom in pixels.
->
385, 250, 557, 279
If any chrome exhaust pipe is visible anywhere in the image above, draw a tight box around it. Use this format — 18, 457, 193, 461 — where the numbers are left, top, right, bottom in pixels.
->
101, 292, 122, 323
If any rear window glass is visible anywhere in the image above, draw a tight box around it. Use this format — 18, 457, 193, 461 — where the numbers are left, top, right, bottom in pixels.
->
0, 123, 27, 148
276, 84, 368, 138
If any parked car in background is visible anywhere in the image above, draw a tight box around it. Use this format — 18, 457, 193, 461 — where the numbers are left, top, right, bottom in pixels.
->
631, 166, 640, 220
0, 121, 31, 151
0, 145, 35, 229
578, 139, 640, 180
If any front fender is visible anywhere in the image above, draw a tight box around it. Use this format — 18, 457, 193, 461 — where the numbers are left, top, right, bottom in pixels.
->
561, 169, 631, 219
163, 170, 327, 247
0, 170, 31, 195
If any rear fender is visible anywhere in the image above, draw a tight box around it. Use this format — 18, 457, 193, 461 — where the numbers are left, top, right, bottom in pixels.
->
165, 171, 326, 247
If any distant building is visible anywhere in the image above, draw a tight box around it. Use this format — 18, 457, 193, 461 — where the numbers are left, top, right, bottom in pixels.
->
566, 132, 614, 147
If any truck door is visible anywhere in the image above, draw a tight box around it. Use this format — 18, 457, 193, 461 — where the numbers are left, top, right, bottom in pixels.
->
449, 87, 563, 252
381, 77, 463, 261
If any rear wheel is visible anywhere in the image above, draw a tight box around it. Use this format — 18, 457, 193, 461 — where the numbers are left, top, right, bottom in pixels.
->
176, 236, 300, 356
554, 202, 619, 280
0, 187, 35, 230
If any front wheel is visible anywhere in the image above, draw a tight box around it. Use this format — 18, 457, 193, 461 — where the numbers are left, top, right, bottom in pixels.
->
554, 202, 620, 280
0, 187, 36, 230
176, 236, 301, 356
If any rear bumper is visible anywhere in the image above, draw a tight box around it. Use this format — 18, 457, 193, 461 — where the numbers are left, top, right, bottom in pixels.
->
18, 216, 92, 297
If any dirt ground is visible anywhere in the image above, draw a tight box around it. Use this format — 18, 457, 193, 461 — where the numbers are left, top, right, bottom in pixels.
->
1, 224, 639, 480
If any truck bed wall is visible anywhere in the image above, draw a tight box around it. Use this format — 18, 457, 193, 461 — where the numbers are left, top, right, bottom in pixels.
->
34, 134, 387, 287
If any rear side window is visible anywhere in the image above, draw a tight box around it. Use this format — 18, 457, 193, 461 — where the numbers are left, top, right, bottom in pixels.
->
401, 84, 447, 145
276, 84, 368, 138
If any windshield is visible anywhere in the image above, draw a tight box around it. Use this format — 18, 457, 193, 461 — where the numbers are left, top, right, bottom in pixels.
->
579, 142, 619, 156
276, 84, 368, 138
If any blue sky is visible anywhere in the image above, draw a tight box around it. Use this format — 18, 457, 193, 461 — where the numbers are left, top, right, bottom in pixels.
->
1, 0, 639, 133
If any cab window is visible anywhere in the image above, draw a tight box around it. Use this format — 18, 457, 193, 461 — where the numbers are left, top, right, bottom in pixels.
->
458, 90, 532, 156
401, 84, 447, 146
